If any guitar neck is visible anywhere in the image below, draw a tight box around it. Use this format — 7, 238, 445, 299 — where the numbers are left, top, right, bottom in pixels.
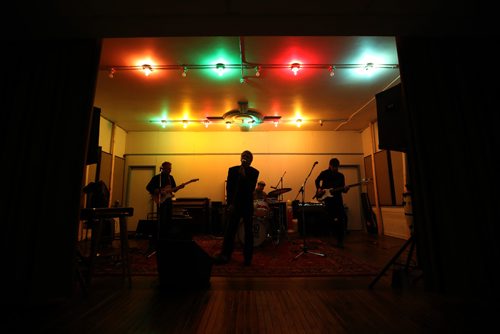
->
170, 185, 183, 192
314, 179, 370, 201
166, 179, 198, 191
334, 181, 363, 191
152, 179, 199, 204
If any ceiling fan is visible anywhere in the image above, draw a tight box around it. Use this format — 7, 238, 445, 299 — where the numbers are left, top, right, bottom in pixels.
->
207, 101, 281, 130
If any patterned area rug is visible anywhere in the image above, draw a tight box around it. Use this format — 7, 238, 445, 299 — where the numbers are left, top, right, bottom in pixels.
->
93, 235, 380, 277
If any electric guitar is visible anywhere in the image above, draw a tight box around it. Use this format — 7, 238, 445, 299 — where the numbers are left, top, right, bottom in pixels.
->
314, 178, 371, 202
152, 178, 199, 204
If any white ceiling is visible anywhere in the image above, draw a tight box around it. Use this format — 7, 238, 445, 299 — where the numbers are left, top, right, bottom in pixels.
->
94, 36, 401, 132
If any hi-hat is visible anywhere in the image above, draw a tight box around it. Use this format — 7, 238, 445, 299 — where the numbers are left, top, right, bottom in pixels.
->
268, 188, 292, 197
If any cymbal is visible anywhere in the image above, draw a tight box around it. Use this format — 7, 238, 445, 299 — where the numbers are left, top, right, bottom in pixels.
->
267, 188, 292, 197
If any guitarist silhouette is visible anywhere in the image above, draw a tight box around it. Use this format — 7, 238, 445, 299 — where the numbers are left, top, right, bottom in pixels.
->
146, 162, 197, 259
314, 158, 349, 248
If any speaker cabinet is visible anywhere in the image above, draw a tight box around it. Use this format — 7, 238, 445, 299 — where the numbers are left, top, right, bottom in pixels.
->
157, 240, 212, 290
376, 83, 408, 152
295, 203, 330, 236
135, 219, 156, 239
210, 201, 225, 235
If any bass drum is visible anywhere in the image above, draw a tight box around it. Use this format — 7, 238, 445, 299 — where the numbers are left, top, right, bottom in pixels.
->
238, 217, 268, 247
253, 199, 270, 217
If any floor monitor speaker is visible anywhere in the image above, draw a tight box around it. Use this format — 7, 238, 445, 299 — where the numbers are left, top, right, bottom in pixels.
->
157, 240, 212, 290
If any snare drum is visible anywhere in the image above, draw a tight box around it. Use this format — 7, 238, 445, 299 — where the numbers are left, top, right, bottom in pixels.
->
238, 217, 268, 247
253, 199, 270, 217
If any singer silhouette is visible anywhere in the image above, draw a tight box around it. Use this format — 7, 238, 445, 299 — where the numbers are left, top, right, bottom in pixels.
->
214, 150, 259, 266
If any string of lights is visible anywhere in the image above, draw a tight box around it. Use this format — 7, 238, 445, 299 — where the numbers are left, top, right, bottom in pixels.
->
104, 62, 398, 79
149, 117, 349, 129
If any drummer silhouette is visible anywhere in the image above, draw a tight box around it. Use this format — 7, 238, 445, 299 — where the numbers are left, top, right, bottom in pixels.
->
254, 180, 268, 200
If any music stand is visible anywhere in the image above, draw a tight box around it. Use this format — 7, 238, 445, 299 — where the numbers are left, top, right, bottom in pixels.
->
294, 162, 325, 260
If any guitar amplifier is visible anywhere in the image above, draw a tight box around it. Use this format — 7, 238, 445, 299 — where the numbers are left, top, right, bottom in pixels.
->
294, 202, 331, 236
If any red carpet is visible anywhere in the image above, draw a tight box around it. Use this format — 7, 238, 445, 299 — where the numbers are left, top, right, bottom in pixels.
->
195, 235, 379, 277
94, 235, 379, 277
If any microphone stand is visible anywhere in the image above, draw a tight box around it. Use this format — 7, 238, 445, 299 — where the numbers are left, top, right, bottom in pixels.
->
270, 171, 287, 245
294, 162, 325, 260
271, 171, 286, 195
147, 169, 162, 258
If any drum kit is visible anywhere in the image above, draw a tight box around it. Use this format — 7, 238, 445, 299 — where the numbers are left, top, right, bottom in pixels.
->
238, 187, 292, 247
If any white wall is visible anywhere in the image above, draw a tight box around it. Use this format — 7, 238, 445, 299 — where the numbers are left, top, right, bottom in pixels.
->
124, 130, 367, 230
99, 116, 127, 157
125, 130, 364, 203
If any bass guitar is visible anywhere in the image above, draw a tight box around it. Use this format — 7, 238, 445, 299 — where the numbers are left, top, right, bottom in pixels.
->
153, 178, 199, 204
314, 178, 371, 202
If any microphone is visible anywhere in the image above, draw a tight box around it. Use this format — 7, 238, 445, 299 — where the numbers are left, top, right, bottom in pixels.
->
314, 161, 318, 166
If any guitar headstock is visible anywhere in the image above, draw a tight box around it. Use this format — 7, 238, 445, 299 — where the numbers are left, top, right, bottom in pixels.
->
361, 178, 372, 183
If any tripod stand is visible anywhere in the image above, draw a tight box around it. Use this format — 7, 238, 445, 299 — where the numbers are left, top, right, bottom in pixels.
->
368, 235, 416, 289
369, 190, 419, 289
294, 161, 325, 260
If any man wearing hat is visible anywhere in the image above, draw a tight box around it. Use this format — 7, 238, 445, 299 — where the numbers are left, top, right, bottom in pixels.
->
254, 180, 268, 200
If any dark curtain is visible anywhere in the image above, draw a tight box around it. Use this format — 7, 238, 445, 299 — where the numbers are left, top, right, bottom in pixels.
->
2, 39, 101, 305
396, 37, 498, 298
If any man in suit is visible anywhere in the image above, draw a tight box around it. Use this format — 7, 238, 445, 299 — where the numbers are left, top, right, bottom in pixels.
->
214, 150, 259, 266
